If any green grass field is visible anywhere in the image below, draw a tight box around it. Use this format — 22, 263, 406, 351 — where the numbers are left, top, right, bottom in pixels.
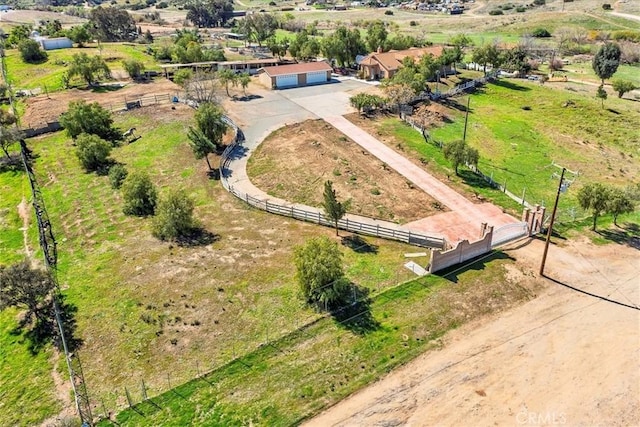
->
4, 43, 160, 92
105, 250, 535, 426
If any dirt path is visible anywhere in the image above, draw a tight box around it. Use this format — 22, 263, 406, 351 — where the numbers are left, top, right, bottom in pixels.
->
305, 238, 640, 426
40, 352, 76, 427
17, 197, 32, 259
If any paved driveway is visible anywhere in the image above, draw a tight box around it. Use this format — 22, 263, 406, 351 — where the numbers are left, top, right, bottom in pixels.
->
222, 80, 519, 244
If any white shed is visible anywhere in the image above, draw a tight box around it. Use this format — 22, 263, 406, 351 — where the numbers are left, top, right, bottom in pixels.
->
39, 37, 73, 51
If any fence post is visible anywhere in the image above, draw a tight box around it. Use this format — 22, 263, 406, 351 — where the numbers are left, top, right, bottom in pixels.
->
522, 187, 526, 205
503, 179, 507, 193
266, 200, 269, 211
318, 212, 321, 224
141, 378, 148, 401
125, 387, 133, 409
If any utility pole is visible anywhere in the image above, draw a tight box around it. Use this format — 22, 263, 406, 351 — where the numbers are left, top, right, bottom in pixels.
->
463, 96, 470, 142
539, 167, 565, 276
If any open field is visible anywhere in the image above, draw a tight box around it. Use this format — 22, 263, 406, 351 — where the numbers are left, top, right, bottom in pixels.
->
348, 78, 640, 224
107, 249, 541, 426
0, 102, 431, 425
4, 43, 161, 94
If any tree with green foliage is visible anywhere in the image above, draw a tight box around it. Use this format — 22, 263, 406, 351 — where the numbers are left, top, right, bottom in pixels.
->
187, 127, 217, 170
240, 13, 279, 46
449, 33, 473, 50
592, 42, 621, 85
66, 53, 111, 87
443, 140, 479, 175
322, 180, 350, 236
471, 43, 502, 74
173, 69, 194, 87
66, 24, 92, 47
502, 46, 532, 76
186, 0, 234, 28
322, 26, 366, 68
121, 171, 157, 216
122, 59, 144, 81
611, 79, 637, 98
350, 93, 386, 115
152, 189, 199, 241
108, 164, 128, 189
18, 39, 48, 63
75, 133, 112, 172
577, 183, 610, 231
195, 102, 227, 152
606, 187, 635, 226
531, 28, 551, 38
0, 126, 22, 160
266, 36, 288, 59
239, 73, 251, 96
365, 20, 388, 52
89, 7, 137, 41
59, 100, 121, 142
217, 68, 238, 97
6, 24, 31, 47
294, 236, 349, 309
0, 261, 56, 338
596, 84, 608, 109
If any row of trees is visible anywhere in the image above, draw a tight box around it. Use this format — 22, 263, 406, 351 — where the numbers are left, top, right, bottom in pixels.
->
577, 183, 637, 231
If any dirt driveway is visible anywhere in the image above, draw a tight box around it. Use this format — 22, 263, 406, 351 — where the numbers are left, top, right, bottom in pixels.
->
305, 238, 640, 426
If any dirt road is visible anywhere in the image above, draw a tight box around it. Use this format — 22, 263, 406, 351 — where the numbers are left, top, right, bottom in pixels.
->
305, 238, 640, 426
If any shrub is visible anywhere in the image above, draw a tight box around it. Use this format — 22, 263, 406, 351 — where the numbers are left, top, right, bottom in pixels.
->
384, 10, 393, 15
152, 189, 198, 241
268, 1, 276, 5
549, 58, 564, 71
18, 39, 48, 63
516, 6, 526, 12
532, 28, 551, 38
488, 9, 503, 15
122, 59, 144, 80
75, 133, 112, 172
409, 20, 417, 26
156, 1, 168, 8
532, 0, 545, 5
121, 172, 157, 216
602, 3, 612, 10
108, 164, 128, 189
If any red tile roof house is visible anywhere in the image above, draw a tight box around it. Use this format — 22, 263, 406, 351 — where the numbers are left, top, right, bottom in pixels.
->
359, 46, 448, 80
258, 61, 333, 89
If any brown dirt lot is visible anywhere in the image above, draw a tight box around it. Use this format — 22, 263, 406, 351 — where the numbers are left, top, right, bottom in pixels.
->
247, 119, 445, 224
21, 79, 182, 127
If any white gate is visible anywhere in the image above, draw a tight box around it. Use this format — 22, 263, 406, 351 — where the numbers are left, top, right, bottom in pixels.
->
306, 71, 327, 84
276, 74, 299, 88
491, 222, 529, 248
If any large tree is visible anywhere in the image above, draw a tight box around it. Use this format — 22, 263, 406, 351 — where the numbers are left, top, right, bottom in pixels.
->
152, 189, 199, 241
195, 102, 227, 152
592, 42, 621, 85
0, 126, 22, 160
322, 180, 350, 236
294, 236, 349, 309
187, 127, 217, 170
606, 187, 635, 226
75, 133, 112, 172
577, 183, 610, 231
611, 79, 637, 98
121, 172, 158, 216
382, 83, 416, 117
321, 26, 366, 68
240, 13, 279, 46
18, 39, 47, 64
217, 69, 238, 97
0, 261, 56, 337
122, 59, 144, 81
66, 53, 111, 87
365, 20, 388, 52
59, 100, 120, 142
186, 0, 234, 28
66, 24, 92, 47
443, 140, 479, 175
89, 7, 137, 41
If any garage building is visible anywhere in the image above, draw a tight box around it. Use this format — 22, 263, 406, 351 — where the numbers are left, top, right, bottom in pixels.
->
259, 61, 332, 89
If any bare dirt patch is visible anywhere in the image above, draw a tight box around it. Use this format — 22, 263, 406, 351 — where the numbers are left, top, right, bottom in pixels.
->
306, 237, 640, 426
22, 79, 182, 127
248, 119, 445, 224
17, 197, 31, 259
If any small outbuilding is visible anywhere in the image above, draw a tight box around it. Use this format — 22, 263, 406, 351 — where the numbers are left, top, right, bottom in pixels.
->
37, 37, 73, 51
259, 61, 332, 89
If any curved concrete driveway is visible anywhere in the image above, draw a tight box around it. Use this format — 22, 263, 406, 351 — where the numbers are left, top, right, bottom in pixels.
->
222, 80, 518, 244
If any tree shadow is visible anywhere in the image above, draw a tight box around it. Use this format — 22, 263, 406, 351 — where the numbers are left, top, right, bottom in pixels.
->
340, 234, 378, 254
10, 297, 82, 355
491, 79, 530, 92
175, 228, 220, 247
606, 108, 620, 115
458, 169, 497, 189
439, 97, 472, 112
232, 94, 263, 102
596, 223, 640, 250
436, 251, 515, 284
0, 154, 23, 173
90, 83, 126, 93
331, 285, 380, 335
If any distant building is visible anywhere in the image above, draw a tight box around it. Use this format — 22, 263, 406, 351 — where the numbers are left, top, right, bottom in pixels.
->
39, 37, 73, 51
359, 46, 447, 80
